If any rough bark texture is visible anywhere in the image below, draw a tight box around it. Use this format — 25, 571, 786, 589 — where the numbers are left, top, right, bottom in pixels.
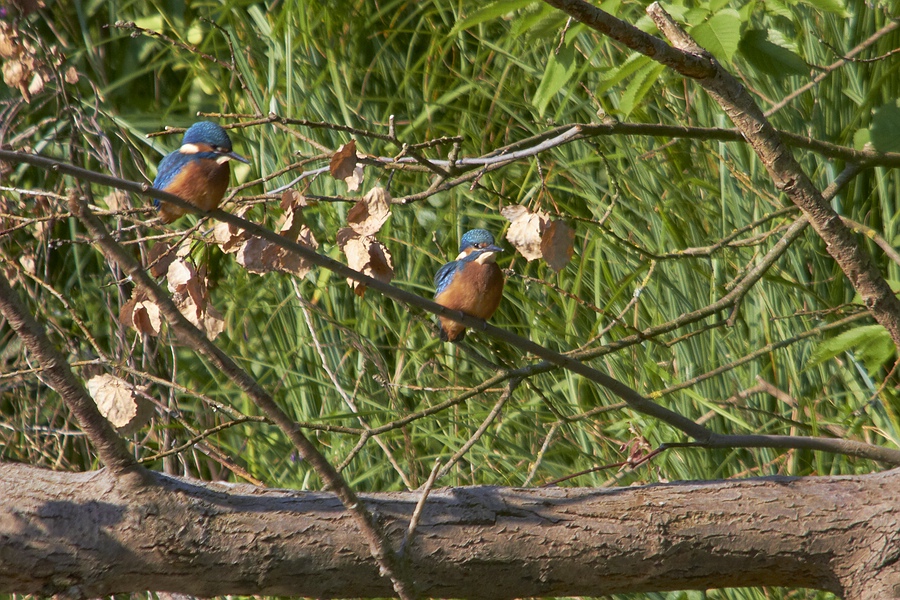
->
1, 463, 898, 599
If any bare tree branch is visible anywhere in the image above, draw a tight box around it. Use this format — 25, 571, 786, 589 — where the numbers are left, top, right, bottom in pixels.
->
0, 273, 142, 478
538, 0, 900, 355
2, 151, 896, 466
66, 194, 417, 600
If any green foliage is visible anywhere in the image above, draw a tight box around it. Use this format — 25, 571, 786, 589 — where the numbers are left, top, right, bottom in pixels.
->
810, 324, 895, 375
738, 29, 809, 76
870, 100, 900, 153
2, 0, 900, 598
690, 9, 742, 63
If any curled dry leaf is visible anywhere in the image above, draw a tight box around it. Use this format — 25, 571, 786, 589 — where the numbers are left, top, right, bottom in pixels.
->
132, 300, 162, 336
280, 189, 311, 211
101, 190, 128, 212
86, 374, 153, 434
212, 206, 251, 254
347, 186, 391, 237
502, 204, 549, 261
18, 252, 35, 275
0, 22, 47, 102
502, 204, 575, 270
330, 139, 363, 190
541, 220, 575, 272
337, 227, 394, 296
234, 204, 318, 278
166, 258, 225, 340
0, 24, 18, 59
147, 241, 179, 278
120, 289, 162, 337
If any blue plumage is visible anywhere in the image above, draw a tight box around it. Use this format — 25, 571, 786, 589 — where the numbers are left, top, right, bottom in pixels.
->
151, 121, 249, 223
433, 229, 505, 342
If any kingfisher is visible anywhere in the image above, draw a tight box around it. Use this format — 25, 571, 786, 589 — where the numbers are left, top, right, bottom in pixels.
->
151, 121, 249, 224
433, 228, 505, 342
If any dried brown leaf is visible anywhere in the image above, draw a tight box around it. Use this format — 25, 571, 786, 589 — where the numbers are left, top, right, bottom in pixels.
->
0, 24, 19, 59
503, 204, 549, 261
119, 297, 136, 329
330, 140, 357, 180
18, 253, 35, 275
132, 301, 161, 336
280, 189, 310, 211
166, 258, 194, 292
347, 186, 391, 236
86, 374, 153, 434
344, 164, 364, 192
541, 220, 575, 272
338, 228, 393, 296
147, 242, 177, 278
102, 190, 128, 212
212, 206, 251, 254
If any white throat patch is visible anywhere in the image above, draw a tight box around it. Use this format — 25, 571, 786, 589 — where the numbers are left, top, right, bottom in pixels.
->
474, 251, 497, 264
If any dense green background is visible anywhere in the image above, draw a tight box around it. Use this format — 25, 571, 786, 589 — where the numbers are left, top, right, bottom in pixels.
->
2, 0, 900, 597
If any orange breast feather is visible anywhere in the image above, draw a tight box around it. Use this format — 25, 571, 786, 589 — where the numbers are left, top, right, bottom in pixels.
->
159, 159, 231, 223
435, 261, 504, 341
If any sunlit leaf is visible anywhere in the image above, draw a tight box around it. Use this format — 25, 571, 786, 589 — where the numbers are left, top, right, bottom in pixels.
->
451, 0, 538, 35
618, 62, 665, 119
86, 374, 153, 434
690, 9, 741, 63
797, 0, 849, 17
533, 41, 578, 118
809, 324, 894, 375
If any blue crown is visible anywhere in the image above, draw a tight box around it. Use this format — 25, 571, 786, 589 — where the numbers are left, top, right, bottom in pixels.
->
182, 121, 233, 151
459, 229, 496, 252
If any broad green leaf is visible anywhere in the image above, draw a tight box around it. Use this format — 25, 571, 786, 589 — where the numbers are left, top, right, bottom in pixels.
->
762, 0, 794, 19
618, 62, 665, 119
599, 0, 622, 15
738, 29, 808, 76
690, 9, 741, 63
533, 42, 578, 118
797, 0, 850, 17
596, 53, 650, 95
450, 0, 537, 35
810, 324, 894, 374
871, 101, 900, 153
852, 128, 871, 150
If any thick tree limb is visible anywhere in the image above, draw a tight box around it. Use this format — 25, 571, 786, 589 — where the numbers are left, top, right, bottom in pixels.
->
1, 462, 898, 599
540, 0, 900, 354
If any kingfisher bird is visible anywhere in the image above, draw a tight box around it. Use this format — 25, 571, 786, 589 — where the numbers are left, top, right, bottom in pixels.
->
433, 228, 505, 342
151, 121, 249, 224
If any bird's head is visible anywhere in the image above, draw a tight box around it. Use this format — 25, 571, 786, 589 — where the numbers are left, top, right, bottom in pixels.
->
457, 228, 503, 263
179, 121, 249, 165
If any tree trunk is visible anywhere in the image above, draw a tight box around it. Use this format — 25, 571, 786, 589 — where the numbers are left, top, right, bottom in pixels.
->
1, 462, 897, 598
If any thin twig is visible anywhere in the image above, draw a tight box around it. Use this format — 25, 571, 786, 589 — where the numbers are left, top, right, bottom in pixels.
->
435, 379, 521, 481
400, 458, 442, 558
295, 286, 415, 490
